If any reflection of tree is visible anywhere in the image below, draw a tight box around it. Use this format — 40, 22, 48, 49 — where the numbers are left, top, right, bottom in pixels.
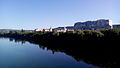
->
36, 41, 119, 68
21, 41, 26, 44
9, 38, 14, 41
12, 39, 119, 68
9, 38, 26, 44
7, 37, 119, 68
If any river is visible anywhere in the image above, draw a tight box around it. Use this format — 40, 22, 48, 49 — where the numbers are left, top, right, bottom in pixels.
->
0, 38, 101, 68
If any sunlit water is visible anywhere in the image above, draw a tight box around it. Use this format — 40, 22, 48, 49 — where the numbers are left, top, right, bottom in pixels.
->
0, 38, 101, 68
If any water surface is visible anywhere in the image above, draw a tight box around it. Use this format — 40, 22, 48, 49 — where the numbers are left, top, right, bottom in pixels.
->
0, 38, 100, 68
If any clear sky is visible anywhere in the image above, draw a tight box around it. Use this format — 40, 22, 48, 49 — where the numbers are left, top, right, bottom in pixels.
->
0, 0, 119, 30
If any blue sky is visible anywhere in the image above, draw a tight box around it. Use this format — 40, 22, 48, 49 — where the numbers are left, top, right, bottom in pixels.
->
0, 0, 119, 29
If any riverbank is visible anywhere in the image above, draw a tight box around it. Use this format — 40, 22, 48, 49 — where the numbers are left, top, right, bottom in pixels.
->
0, 29, 120, 47
0, 28, 120, 42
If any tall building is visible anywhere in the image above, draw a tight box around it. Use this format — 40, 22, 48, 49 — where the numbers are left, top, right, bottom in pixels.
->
113, 25, 120, 29
74, 19, 113, 30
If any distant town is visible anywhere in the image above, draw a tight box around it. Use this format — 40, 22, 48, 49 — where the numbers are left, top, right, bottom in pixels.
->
35, 19, 120, 32
0, 19, 120, 33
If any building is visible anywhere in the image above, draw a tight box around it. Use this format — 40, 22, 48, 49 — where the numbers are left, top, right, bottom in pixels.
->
35, 27, 52, 32
53, 26, 74, 32
34, 28, 43, 32
66, 26, 74, 31
113, 25, 120, 29
35, 19, 120, 32
53, 27, 67, 32
74, 19, 113, 30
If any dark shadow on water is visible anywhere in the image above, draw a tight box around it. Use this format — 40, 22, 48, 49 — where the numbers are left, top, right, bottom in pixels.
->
3, 37, 119, 68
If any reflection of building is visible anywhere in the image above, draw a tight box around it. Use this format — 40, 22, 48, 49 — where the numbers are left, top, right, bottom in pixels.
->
74, 19, 113, 30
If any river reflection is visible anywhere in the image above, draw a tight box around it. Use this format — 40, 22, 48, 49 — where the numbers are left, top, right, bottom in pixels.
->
0, 37, 117, 68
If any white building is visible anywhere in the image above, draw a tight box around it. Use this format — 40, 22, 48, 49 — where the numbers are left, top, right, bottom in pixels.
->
74, 19, 113, 30
66, 26, 74, 31
53, 27, 67, 32
35, 27, 53, 32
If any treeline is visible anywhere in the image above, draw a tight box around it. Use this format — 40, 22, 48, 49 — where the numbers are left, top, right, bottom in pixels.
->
0, 28, 120, 41
0, 28, 120, 48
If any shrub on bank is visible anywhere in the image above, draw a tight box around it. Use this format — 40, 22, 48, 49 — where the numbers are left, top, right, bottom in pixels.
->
0, 28, 120, 40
